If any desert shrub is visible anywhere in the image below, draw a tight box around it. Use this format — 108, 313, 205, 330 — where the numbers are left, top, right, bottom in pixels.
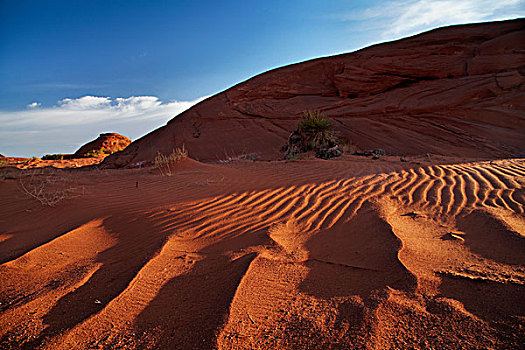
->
154, 145, 188, 176
19, 168, 85, 206
298, 111, 332, 135
285, 111, 341, 159
42, 154, 64, 160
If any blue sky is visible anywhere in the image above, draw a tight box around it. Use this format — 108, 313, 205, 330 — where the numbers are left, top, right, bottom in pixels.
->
1, 0, 524, 157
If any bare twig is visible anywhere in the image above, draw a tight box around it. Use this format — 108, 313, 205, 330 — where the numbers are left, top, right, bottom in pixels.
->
247, 312, 255, 324
19, 168, 84, 206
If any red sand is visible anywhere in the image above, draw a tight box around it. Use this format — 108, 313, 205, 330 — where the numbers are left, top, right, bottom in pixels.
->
1, 155, 524, 349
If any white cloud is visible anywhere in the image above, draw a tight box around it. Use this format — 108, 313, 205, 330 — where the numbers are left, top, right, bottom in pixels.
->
58, 95, 112, 110
114, 96, 162, 112
27, 102, 41, 109
339, 0, 525, 42
0, 95, 208, 157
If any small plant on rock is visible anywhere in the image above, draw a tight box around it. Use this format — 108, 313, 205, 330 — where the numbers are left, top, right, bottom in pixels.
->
298, 111, 332, 135
285, 111, 341, 159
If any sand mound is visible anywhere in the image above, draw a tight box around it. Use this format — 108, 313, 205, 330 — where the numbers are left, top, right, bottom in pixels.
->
104, 19, 525, 167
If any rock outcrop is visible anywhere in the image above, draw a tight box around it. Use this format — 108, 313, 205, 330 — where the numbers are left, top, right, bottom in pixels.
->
74, 133, 131, 158
104, 19, 525, 167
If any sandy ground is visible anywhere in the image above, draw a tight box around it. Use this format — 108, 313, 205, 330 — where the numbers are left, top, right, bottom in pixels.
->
0, 155, 524, 349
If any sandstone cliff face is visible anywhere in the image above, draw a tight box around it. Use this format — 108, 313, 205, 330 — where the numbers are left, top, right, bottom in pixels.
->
104, 19, 525, 167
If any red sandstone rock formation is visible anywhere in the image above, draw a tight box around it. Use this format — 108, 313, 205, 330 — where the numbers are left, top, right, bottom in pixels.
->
104, 19, 525, 167
74, 133, 131, 158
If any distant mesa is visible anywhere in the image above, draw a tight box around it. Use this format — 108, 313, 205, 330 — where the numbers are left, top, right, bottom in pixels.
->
74, 133, 131, 158
104, 19, 525, 168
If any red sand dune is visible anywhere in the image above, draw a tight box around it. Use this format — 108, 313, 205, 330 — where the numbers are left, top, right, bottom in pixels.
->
1, 19, 525, 349
1, 156, 524, 348
105, 19, 524, 167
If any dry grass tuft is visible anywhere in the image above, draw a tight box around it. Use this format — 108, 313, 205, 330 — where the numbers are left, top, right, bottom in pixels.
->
268, 219, 310, 261
154, 145, 188, 176
268, 219, 301, 237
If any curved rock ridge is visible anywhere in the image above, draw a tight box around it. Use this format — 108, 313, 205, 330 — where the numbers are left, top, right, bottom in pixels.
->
104, 19, 525, 167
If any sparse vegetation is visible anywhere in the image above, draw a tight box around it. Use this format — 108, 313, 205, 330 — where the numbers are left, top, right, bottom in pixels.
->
83, 147, 124, 158
28, 156, 41, 163
42, 154, 64, 160
298, 111, 332, 135
268, 219, 301, 237
83, 149, 107, 157
19, 168, 85, 206
285, 111, 342, 159
217, 150, 260, 163
154, 145, 188, 176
